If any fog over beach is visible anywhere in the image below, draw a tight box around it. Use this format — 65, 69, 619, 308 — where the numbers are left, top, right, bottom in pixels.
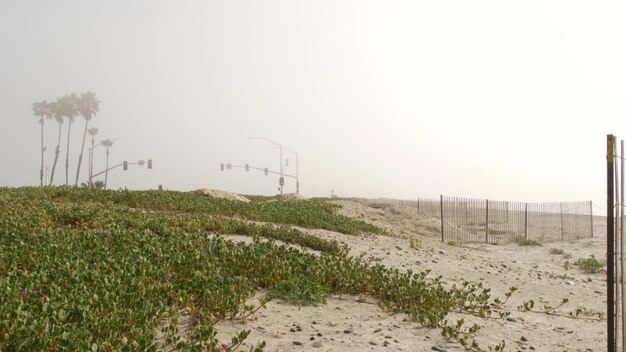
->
0, 1, 625, 208
1, 2, 625, 350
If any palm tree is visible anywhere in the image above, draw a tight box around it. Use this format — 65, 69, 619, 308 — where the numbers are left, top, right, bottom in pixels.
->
74, 91, 100, 185
87, 128, 98, 186
32, 100, 51, 186
101, 139, 114, 190
59, 94, 79, 185
48, 100, 64, 185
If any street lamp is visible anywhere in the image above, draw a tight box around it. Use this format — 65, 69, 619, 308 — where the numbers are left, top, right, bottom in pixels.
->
87, 128, 99, 186
89, 138, 117, 186
249, 137, 284, 195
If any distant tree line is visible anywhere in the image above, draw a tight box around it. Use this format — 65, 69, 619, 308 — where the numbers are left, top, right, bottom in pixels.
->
32, 92, 102, 186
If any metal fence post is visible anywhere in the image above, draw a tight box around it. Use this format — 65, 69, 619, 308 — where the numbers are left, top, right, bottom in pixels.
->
590, 201, 593, 238
608, 134, 616, 352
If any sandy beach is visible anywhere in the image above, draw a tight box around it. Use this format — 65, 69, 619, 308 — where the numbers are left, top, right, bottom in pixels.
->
214, 199, 607, 352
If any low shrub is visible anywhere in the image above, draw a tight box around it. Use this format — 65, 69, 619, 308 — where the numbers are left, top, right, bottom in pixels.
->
576, 255, 603, 273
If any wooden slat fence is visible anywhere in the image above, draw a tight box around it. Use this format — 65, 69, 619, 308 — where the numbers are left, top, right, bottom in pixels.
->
384, 196, 593, 244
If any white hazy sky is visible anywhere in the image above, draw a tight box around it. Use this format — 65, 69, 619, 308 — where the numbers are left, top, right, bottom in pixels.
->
1, 1, 624, 208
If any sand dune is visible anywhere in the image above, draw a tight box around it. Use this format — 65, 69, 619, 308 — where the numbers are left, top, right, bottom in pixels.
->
212, 200, 607, 351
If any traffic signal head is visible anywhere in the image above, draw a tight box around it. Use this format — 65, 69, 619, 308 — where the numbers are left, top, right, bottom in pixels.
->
138, 160, 145, 166
264, 167, 268, 176
279, 177, 284, 186
147, 159, 152, 169
226, 163, 232, 170
245, 164, 249, 172
220, 163, 224, 171
123, 161, 128, 171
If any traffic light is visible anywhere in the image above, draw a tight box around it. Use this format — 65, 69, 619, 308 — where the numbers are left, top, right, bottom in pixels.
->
220, 163, 224, 171
123, 161, 128, 171
286, 159, 289, 167
264, 168, 268, 176
138, 160, 144, 166
226, 164, 232, 170
279, 177, 284, 186
147, 159, 152, 169
245, 164, 249, 172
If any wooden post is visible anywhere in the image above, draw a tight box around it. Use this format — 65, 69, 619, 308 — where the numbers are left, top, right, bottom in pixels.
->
560, 202, 564, 241
590, 201, 593, 238
485, 199, 489, 244
440, 195, 444, 242
524, 203, 528, 239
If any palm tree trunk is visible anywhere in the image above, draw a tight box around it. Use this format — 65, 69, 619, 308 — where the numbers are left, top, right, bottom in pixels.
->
40, 119, 44, 187
75, 120, 89, 185
104, 148, 110, 190
65, 121, 72, 185
49, 123, 62, 185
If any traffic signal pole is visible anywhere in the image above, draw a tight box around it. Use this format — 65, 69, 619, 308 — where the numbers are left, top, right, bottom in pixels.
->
279, 144, 283, 195
220, 162, 297, 194
91, 159, 153, 189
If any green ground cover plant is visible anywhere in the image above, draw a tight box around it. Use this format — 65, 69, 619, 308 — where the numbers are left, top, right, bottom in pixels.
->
2, 187, 383, 235
0, 187, 507, 351
575, 255, 604, 273
549, 248, 564, 255
515, 239, 542, 247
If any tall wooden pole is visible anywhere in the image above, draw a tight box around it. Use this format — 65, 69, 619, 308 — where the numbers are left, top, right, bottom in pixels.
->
608, 134, 616, 352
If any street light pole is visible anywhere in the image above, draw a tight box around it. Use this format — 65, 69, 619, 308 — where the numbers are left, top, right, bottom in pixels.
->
89, 138, 117, 187
282, 147, 299, 195
104, 147, 110, 189
249, 137, 284, 195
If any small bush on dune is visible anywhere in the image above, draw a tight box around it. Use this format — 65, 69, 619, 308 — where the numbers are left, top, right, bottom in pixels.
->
516, 239, 542, 247
576, 255, 604, 273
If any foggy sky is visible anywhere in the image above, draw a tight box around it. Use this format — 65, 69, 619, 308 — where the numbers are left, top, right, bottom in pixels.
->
1, 1, 625, 209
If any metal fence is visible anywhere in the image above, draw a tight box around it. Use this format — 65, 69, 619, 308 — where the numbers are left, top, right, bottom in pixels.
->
382, 196, 593, 244
439, 196, 593, 244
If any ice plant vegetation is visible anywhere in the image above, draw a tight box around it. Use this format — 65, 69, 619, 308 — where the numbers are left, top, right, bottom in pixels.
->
0, 187, 511, 351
